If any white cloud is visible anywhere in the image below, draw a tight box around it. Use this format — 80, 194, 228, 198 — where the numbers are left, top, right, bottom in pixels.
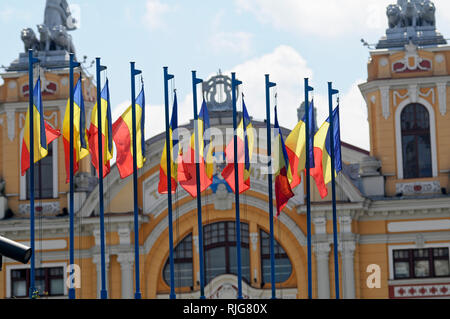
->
209, 31, 254, 56
339, 80, 370, 151
224, 45, 313, 130
234, 0, 393, 38
112, 100, 165, 142
142, 0, 171, 30
221, 45, 369, 150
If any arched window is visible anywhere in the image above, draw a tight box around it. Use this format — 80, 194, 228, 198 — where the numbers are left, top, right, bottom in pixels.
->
203, 221, 250, 285
163, 233, 193, 288
260, 230, 292, 285
401, 103, 432, 179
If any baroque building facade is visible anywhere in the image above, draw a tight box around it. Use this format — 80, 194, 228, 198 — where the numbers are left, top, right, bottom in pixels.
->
0, 0, 449, 299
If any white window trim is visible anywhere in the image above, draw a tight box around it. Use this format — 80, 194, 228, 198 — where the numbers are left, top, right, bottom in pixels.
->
388, 243, 450, 280
19, 128, 59, 200
5, 262, 68, 298
395, 97, 438, 180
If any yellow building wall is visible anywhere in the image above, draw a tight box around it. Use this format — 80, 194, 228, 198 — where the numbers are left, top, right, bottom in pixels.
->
366, 54, 450, 195
358, 243, 390, 299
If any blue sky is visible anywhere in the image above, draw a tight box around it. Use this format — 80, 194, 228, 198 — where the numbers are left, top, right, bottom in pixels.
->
2, 0, 450, 151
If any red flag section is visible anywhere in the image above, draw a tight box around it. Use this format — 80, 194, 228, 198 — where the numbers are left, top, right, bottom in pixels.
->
112, 89, 146, 179
273, 106, 294, 216
178, 100, 213, 198
88, 80, 114, 178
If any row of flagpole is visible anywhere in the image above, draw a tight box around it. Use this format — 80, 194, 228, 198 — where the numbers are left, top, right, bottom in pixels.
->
27, 48, 342, 299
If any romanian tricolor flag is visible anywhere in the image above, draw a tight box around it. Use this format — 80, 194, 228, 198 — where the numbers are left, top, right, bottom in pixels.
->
158, 91, 179, 194
221, 97, 254, 194
62, 77, 89, 183
21, 78, 61, 176
274, 106, 294, 216
285, 100, 316, 190
178, 99, 213, 198
112, 87, 146, 179
88, 80, 114, 178
310, 106, 342, 199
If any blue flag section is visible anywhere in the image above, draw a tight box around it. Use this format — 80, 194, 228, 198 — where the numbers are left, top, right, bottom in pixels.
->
325, 106, 342, 176
307, 100, 316, 169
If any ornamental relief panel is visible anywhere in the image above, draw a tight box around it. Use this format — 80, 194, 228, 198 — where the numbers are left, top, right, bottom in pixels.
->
392, 87, 435, 109
19, 111, 59, 129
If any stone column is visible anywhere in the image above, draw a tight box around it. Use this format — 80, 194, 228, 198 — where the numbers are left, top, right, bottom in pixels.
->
117, 253, 134, 299
93, 254, 110, 299
314, 242, 331, 299
339, 241, 356, 299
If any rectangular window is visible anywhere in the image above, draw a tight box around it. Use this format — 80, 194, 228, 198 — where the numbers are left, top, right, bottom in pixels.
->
10, 266, 65, 298
26, 143, 53, 200
393, 248, 450, 280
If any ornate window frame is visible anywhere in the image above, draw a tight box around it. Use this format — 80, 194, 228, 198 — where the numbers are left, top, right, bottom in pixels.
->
395, 97, 438, 180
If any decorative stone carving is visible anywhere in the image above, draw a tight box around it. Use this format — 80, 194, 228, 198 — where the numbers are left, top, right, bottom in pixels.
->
339, 216, 353, 234
19, 202, 60, 216
44, 0, 77, 30
409, 84, 418, 103
208, 283, 248, 299
118, 227, 131, 245
437, 82, 447, 115
415, 233, 425, 248
396, 180, 441, 195
378, 1, 446, 49
21, 28, 40, 52
387, 0, 436, 28
74, 172, 98, 192
10, 0, 77, 72
6, 109, 15, 142
314, 242, 331, 259
51, 25, 76, 54
202, 71, 235, 112
312, 217, 327, 235
380, 86, 390, 120
214, 184, 233, 211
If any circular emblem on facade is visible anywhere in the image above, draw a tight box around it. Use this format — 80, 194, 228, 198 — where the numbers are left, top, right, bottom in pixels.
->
202, 72, 238, 112
435, 54, 445, 64
379, 58, 389, 67
8, 81, 17, 89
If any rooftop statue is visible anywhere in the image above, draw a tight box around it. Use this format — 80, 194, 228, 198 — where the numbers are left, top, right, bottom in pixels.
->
44, 0, 77, 31
20, 0, 76, 55
387, 0, 435, 29
377, 0, 445, 49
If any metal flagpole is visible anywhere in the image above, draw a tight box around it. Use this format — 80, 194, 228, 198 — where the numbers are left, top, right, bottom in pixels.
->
304, 78, 314, 299
69, 53, 80, 299
95, 57, 108, 299
328, 82, 340, 299
131, 62, 143, 299
231, 73, 243, 299
163, 67, 176, 299
264, 75, 277, 299
28, 49, 39, 299
191, 71, 206, 299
